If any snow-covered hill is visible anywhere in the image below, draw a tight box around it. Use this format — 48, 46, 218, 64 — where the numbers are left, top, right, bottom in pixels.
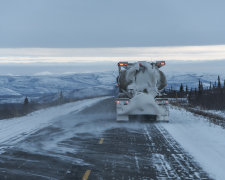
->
163, 60, 225, 90
0, 72, 116, 104
166, 72, 225, 90
0, 71, 224, 104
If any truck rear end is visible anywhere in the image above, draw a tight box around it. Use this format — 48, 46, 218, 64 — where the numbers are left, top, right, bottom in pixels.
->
115, 61, 169, 122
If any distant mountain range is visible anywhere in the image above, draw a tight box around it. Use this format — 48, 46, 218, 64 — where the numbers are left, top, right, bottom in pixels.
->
166, 72, 225, 90
0, 72, 116, 104
0, 69, 224, 104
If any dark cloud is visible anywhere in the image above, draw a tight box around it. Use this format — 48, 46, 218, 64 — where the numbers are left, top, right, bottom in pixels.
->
1, 0, 225, 47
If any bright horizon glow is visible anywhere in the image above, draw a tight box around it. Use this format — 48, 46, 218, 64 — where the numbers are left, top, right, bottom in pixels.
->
0, 45, 225, 63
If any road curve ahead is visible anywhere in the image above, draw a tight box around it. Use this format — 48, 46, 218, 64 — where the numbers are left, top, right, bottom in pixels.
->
0, 98, 212, 180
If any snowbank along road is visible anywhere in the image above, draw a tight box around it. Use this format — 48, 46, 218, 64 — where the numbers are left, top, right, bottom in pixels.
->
1, 97, 225, 179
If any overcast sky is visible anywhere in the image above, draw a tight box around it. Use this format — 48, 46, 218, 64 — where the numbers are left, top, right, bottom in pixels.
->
1, 45, 225, 63
1, 0, 225, 48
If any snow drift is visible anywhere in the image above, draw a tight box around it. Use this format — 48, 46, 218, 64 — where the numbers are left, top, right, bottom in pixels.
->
0, 97, 108, 154
162, 106, 225, 180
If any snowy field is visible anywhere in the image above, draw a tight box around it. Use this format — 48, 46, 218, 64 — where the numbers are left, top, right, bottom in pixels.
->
162, 106, 225, 180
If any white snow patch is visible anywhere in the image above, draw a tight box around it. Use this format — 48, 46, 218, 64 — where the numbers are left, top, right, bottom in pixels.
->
34, 71, 53, 76
206, 109, 225, 119
162, 106, 225, 180
0, 96, 108, 153
0, 87, 21, 96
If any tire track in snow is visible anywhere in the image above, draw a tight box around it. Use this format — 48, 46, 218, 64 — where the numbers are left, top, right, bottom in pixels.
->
151, 124, 211, 179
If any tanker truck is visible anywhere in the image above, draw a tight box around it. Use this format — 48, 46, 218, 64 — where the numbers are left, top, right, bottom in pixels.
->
115, 61, 169, 121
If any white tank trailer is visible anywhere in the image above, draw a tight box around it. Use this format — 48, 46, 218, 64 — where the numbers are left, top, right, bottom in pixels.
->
115, 61, 169, 121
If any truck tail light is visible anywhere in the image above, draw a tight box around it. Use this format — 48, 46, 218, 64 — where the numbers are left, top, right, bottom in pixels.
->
156, 61, 166, 67
118, 63, 128, 66
115, 100, 120, 103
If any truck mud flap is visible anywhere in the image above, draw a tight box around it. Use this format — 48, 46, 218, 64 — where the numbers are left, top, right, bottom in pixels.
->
116, 115, 129, 121
129, 115, 157, 122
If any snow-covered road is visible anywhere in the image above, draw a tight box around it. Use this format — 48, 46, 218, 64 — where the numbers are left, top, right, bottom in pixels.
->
1, 97, 225, 179
0, 96, 108, 153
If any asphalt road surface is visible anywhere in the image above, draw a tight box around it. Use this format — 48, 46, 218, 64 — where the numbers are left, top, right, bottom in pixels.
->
0, 98, 212, 180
